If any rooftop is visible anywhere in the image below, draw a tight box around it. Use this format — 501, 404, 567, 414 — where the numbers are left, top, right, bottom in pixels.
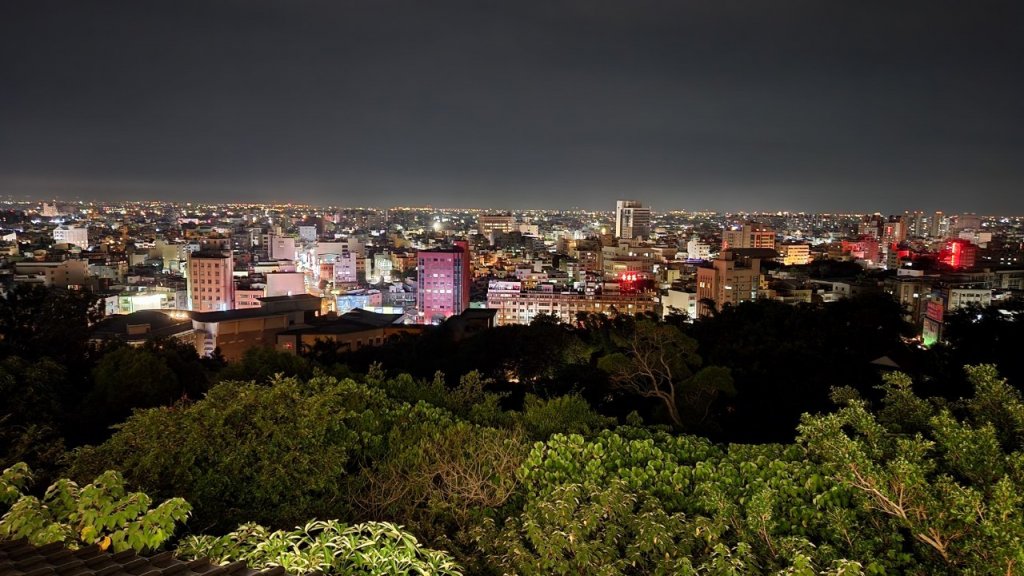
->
90, 310, 192, 341
0, 539, 288, 576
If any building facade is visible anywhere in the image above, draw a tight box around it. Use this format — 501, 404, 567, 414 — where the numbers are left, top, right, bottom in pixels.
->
477, 214, 517, 236
487, 280, 658, 325
52, 225, 88, 249
615, 200, 651, 240
696, 250, 766, 317
187, 250, 235, 312
416, 241, 471, 324
722, 222, 776, 251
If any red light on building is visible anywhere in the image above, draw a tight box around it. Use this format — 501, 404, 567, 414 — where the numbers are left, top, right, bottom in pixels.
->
618, 272, 653, 295
939, 239, 977, 270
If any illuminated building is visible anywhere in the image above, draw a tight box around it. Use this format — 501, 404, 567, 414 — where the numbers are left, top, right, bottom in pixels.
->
686, 236, 712, 261
696, 249, 769, 317
370, 253, 394, 283
777, 242, 811, 266
883, 269, 933, 325
841, 237, 881, 267
315, 239, 366, 285
922, 285, 992, 346
662, 289, 698, 320
615, 200, 651, 240
298, 225, 317, 242
189, 294, 320, 360
52, 225, 88, 249
477, 214, 517, 236
267, 234, 297, 260
416, 241, 472, 324
722, 222, 775, 251
931, 211, 949, 238
187, 249, 235, 312
265, 271, 306, 297
568, 239, 603, 274
486, 280, 657, 326
235, 288, 264, 309
940, 239, 978, 269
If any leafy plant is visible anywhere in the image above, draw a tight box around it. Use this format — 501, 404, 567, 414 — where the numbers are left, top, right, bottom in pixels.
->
0, 463, 190, 553
177, 520, 463, 575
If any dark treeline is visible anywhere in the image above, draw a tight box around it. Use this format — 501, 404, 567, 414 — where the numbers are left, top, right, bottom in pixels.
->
3, 285, 1023, 482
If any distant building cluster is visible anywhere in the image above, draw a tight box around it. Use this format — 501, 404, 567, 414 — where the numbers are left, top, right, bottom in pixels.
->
0, 198, 1021, 360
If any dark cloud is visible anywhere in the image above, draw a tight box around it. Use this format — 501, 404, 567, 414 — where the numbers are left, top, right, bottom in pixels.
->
1, 0, 1022, 212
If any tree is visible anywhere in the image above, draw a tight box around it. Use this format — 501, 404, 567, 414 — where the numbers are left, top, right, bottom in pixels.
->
359, 422, 527, 551
520, 393, 615, 440
85, 346, 182, 426
598, 319, 733, 430
70, 375, 455, 531
688, 296, 911, 443
798, 365, 1024, 574
216, 346, 313, 383
0, 285, 101, 364
0, 356, 68, 481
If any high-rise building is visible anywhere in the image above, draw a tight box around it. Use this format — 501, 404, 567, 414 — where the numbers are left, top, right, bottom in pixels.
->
615, 200, 651, 240
904, 210, 929, 238
187, 250, 236, 312
722, 222, 775, 251
416, 241, 471, 324
881, 216, 906, 246
931, 211, 948, 238
858, 215, 884, 239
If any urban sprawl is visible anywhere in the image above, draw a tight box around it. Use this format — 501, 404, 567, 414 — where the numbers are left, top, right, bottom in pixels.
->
2, 199, 1021, 358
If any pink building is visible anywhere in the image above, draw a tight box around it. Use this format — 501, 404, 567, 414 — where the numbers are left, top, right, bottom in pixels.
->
416, 241, 471, 324
187, 250, 236, 312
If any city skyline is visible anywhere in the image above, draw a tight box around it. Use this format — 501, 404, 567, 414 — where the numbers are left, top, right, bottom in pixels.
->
5, 196, 1022, 219
2, 1, 1023, 213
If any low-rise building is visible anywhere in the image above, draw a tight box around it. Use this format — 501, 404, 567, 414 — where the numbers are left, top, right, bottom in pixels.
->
486, 280, 657, 325
13, 259, 89, 289
189, 294, 321, 360
275, 308, 422, 354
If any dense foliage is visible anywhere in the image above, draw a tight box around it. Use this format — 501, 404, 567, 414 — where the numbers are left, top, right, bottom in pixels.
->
60, 364, 1024, 574
4, 287, 1024, 574
0, 463, 190, 553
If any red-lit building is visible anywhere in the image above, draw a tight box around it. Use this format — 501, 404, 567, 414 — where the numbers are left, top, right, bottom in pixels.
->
939, 239, 978, 269
840, 237, 881, 266
416, 241, 472, 324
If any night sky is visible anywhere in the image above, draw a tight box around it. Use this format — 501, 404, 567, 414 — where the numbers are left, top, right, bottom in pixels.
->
2, 1, 1022, 213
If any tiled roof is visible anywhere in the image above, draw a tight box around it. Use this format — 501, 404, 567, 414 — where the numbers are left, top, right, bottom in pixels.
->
0, 539, 287, 576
